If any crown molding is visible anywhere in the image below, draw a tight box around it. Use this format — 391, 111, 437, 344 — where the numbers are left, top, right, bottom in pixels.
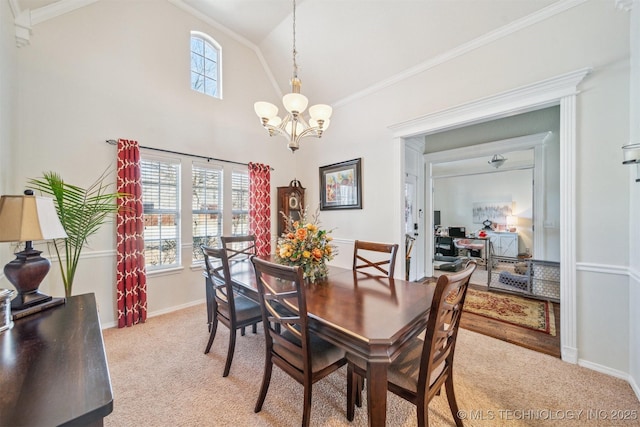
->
12, 0, 599, 104
13, 10, 31, 48
30, 0, 99, 25
389, 67, 591, 138
9, 0, 30, 47
15, 0, 283, 97
8, 0, 20, 17
334, 0, 588, 109
615, 0, 634, 12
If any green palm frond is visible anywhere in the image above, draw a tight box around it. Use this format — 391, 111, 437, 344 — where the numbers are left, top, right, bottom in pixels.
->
28, 169, 127, 297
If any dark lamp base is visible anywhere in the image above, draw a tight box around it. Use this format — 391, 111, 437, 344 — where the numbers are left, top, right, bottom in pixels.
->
4, 245, 53, 311
10, 291, 52, 310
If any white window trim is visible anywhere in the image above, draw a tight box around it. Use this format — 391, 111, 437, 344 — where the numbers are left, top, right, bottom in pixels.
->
191, 30, 223, 99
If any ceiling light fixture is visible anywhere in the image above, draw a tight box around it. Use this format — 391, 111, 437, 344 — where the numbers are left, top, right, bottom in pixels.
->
253, 0, 332, 153
488, 154, 507, 169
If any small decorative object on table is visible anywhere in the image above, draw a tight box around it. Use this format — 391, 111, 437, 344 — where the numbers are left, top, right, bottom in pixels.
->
275, 208, 337, 282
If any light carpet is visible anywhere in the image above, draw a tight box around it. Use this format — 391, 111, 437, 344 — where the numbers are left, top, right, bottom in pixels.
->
102, 303, 640, 427
463, 288, 556, 336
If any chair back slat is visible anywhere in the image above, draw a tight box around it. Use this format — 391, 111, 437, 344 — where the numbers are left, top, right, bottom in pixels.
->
352, 240, 399, 277
418, 260, 476, 393
221, 235, 257, 263
201, 245, 235, 314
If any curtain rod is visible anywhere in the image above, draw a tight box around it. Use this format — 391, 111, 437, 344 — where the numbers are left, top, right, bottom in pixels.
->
105, 140, 274, 170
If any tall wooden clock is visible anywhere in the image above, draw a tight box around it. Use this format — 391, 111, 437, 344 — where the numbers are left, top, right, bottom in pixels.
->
277, 179, 305, 236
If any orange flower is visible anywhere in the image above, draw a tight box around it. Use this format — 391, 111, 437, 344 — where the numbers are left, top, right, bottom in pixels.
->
312, 248, 323, 260
296, 228, 307, 240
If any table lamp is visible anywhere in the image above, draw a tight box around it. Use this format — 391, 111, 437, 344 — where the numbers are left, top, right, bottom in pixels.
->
0, 190, 67, 310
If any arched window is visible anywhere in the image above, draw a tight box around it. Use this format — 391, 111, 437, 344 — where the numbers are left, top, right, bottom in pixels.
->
190, 31, 221, 99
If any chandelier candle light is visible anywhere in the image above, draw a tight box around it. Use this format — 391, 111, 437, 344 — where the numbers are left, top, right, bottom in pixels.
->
254, 0, 332, 153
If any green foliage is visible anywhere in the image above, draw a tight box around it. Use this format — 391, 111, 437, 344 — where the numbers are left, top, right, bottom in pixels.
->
28, 170, 125, 297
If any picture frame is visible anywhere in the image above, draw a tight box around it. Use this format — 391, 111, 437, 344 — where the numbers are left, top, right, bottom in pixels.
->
472, 201, 513, 225
319, 158, 362, 210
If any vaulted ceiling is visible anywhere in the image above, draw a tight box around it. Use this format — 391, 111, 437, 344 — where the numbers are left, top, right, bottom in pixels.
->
14, 0, 560, 105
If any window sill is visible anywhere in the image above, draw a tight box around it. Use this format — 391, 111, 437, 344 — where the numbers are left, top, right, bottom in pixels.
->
146, 266, 185, 277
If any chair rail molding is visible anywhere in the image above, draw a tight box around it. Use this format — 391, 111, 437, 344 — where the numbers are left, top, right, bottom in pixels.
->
390, 67, 591, 365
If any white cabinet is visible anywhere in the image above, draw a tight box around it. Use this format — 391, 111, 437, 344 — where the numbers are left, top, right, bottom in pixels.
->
486, 232, 519, 258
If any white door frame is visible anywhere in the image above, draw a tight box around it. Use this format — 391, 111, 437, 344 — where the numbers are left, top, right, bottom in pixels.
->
390, 67, 591, 363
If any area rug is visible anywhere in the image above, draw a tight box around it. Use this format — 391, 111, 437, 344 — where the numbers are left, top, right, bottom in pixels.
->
463, 288, 556, 336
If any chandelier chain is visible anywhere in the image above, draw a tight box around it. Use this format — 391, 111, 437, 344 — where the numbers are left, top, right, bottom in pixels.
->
292, 0, 298, 79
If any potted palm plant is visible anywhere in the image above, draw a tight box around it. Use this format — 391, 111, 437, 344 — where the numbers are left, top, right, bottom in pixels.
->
28, 170, 124, 297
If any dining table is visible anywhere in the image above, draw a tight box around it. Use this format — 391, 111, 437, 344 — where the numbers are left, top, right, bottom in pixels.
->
218, 255, 436, 427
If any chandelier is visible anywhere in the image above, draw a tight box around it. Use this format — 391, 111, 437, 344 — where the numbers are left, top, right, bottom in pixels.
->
253, 0, 332, 153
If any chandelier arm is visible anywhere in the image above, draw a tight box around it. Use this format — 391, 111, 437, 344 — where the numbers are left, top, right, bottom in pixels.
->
263, 124, 290, 139
297, 126, 324, 140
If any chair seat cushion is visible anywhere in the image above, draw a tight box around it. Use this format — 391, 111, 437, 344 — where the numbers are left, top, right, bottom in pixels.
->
347, 339, 444, 393
275, 330, 346, 372
218, 294, 262, 323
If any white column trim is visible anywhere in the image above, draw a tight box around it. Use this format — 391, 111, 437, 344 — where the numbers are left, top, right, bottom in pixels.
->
559, 94, 578, 363
390, 67, 591, 364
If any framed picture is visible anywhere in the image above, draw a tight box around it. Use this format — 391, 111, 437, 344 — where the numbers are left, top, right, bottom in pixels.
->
472, 201, 513, 224
319, 158, 362, 210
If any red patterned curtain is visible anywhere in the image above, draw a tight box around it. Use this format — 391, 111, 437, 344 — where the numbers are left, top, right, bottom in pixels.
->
248, 162, 271, 256
116, 139, 147, 328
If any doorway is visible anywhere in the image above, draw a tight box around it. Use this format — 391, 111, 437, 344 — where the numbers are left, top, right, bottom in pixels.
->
390, 67, 591, 363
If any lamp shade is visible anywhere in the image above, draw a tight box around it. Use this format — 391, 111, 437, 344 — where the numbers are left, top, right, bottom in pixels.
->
0, 195, 67, 242
309, 104, 333, 121
282, 93, 308, 114
254, 102, 279, 120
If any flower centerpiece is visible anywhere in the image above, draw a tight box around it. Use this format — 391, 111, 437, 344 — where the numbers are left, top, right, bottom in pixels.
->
275, 208, 337, 282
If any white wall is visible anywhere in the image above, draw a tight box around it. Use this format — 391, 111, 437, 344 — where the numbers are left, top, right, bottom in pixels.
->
434, 169, 534, 255
0, 0, 16, 195
0, 0, 18, 278
0, 0, 636, 384
292, 1, 632, 375
627, 0, 640, 398
5, 0, 291, 326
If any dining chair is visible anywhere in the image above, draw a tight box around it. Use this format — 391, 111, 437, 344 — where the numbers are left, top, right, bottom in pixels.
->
346, 260, 477, 427
352, 240, 399, 277
215, 235, 258, 335
201, 245, 263, 377
221, 235, 257, 263
250, 256, 347, 427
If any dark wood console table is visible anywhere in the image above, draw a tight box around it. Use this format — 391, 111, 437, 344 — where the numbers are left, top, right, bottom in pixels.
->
0, 293, 113, 426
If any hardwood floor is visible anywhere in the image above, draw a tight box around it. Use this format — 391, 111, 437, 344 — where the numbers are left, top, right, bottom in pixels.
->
459, 283, 561, 358
424, 274, 561, 358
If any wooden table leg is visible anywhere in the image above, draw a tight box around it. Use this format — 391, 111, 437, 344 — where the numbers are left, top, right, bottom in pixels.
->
366, 360, 388, 427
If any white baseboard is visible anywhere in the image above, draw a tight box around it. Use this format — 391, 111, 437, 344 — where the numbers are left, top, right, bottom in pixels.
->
100, 298, 206, 330
630, 374, 640, 402
578, 358, 631, 382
